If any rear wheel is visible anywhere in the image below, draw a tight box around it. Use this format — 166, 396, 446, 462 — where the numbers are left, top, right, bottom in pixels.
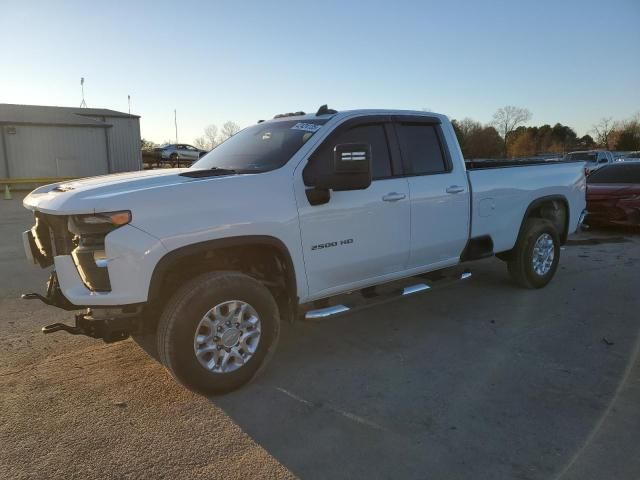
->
507, 219, 560, 289
156, 271, 280, 394
169, 153, 178, 167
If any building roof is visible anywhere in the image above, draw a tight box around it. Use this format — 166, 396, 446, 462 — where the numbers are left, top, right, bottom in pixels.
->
0, 103, 139, 128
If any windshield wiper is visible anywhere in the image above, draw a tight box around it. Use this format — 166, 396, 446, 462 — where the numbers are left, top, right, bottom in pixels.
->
179, 167, 238, 178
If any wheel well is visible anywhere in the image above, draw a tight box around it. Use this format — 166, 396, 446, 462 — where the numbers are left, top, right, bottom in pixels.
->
522, 196, 569, 244
497, 196, 569, 262
145, 238, 297, 330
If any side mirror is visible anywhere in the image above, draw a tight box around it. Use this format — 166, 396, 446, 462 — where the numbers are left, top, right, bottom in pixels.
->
305, 143, 373, 206
316, 143, 372, 191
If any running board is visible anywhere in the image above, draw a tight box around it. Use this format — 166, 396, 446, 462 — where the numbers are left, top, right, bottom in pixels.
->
304, 269, 471, 320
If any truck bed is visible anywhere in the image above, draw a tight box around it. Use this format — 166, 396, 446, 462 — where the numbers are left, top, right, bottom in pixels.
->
465, 158, 578, 169
467, 160, 586, 253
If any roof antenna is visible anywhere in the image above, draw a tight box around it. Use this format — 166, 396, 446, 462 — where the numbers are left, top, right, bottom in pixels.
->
79, 77, 87, 108
316, 104, 337, 116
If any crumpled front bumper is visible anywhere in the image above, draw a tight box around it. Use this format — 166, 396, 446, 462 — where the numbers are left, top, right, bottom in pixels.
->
21, 271, 144, 343
23, 221, 168, 307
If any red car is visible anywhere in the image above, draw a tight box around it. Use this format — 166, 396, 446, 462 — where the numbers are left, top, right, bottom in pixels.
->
586, 163, 640, 226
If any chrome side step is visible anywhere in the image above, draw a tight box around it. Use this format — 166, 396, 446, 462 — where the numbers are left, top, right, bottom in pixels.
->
305, 304, 351, 320
402, 283, 430, 295
304, 269, 471, 320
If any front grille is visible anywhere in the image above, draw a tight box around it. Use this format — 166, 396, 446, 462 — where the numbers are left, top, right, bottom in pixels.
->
31, 213, 74, 267
30, 212, 112, 292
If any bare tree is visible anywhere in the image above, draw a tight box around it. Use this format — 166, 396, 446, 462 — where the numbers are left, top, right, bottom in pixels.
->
457, 118, 481, 139
193, 124, 221, 150
193, 136, 209, 150
204, 124, 219, 149
592, 117, 614, 149
194, 121, 241, 150
219, 121, 240, 142
492, 106, 532, 157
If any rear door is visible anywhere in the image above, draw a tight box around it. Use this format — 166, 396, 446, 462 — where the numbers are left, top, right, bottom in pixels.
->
393, 119, 470, 269
295, 119, 411, 297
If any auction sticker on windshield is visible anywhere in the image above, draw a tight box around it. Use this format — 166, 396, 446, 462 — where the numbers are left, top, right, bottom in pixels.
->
291, 122, 322, 133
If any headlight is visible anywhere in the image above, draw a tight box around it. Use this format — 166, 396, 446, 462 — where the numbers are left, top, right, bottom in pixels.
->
70, 211, 131, 236
75, 211, 131, 226
68, 211, 131, 292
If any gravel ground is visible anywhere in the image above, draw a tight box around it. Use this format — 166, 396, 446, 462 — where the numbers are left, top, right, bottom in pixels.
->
1, 193, 639, 480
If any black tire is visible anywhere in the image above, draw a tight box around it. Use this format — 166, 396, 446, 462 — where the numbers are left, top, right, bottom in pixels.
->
169, 153, 178, 168
156, 271, 280, 394
507, 218, 560, 289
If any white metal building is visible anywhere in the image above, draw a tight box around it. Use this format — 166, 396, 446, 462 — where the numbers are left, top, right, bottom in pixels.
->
0, 104, 141, 179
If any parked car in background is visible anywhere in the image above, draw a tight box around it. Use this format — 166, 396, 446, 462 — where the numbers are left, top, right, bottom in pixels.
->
153, 144, 209, 167
586, 162, 640, 227
564, 150, 615, 175
619, 151, 640, 162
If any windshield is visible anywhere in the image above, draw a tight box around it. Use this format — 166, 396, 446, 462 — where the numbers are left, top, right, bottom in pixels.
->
566, 152, 598, 162
192, 119, 328, 172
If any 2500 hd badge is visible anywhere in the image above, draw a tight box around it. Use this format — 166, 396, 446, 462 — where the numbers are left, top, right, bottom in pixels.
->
311, 238, 354, 251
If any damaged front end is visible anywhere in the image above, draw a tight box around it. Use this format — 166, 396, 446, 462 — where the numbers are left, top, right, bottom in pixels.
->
22, 211, 143, 343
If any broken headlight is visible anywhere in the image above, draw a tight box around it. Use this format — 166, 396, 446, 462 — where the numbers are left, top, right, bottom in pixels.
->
69, 211, 132, 292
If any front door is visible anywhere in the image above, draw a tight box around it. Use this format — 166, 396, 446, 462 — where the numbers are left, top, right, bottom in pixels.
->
295, 121, 411, 298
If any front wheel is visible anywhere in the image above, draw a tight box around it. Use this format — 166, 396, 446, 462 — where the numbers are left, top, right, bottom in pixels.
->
507, 219, 560, 289
156, 271, 280, 394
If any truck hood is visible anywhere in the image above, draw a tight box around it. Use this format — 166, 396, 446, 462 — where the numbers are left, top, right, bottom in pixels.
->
23, 168, 223, 214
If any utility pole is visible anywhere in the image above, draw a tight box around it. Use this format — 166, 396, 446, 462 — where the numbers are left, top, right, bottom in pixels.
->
174, 109, 178, 143
127, 95, 131, 115
80, 77, 87, 108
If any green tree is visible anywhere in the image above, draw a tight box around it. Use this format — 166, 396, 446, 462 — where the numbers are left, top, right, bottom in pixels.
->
579, 134, 595, 148
140, 138, 157, 150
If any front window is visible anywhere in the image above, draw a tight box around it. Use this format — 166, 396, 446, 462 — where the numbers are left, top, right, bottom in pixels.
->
192, 119, 328, 172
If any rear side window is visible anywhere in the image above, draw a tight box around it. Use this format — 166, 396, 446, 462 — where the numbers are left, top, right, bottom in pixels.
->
567, 152, 597, 162
304, 123, 392, 185
588, 165, 640, 184
396, 124, 448, 175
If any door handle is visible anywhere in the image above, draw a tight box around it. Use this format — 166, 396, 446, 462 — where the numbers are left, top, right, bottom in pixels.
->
382, 192, 406, 202
446, 185, 465, 194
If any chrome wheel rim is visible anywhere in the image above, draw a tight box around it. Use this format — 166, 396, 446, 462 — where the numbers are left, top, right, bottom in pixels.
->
193, 300, 261, 374
532, 233, 555, 276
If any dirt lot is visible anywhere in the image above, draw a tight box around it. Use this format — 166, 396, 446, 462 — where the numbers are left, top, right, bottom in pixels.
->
1, 193, 640, 480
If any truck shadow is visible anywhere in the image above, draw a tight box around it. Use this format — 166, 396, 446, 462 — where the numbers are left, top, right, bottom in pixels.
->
208, 258, 640, 479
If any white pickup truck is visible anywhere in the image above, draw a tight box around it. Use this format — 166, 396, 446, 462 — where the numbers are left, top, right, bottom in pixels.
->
22, 107, 586, 393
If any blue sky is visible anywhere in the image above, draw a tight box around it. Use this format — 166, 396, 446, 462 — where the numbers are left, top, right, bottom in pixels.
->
2, 0, 639, 142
